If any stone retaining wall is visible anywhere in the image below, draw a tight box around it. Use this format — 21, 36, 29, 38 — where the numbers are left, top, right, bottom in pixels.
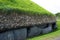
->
0, 23, 57, 40
0, 28, 27, 40
0, 13, 56, 31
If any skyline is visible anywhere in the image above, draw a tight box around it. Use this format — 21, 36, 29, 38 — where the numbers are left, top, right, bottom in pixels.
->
31, 0, 60, 14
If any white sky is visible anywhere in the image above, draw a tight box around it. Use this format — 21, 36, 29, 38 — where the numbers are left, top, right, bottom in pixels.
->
31, 0, 60, 14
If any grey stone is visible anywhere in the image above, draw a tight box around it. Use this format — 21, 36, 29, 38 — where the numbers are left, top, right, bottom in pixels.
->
52, 23, 57, 30
0, 31, 14, 40
13, 28, 27, 40
0, 14, 56, 31
42, 24, 52, 34
38, 27, 42, 34
53, 24, 57, 29
28, 26, 42, 37
7, 31, 14, 40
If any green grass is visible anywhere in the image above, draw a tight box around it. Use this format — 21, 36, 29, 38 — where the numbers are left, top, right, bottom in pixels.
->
0, 0, 54, 16
28, 21, 60, 40
57, 21, 60, 30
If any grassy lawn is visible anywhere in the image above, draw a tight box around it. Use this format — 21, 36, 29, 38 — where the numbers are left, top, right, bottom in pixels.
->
28, 21, 60, 40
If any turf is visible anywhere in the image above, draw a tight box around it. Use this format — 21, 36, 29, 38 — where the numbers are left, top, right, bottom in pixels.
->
57, 21, 60, 30
28, 21, 60, 40
0, 0, 54, 16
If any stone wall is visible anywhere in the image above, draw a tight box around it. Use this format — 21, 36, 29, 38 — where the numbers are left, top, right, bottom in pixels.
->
27, 26, 42, 37
0, 28, 27, 40
0, 13, 56, 31
0, 13, 56, 40
27, 24, 53, 37
0, 23, 57, 40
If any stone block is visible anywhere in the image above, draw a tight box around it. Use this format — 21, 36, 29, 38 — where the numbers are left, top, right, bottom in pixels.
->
0, 31, 14, 40
52, 23, 57, 30
42, 24, 52, 34
28, 26, 42, 37
13, 28, 27, 40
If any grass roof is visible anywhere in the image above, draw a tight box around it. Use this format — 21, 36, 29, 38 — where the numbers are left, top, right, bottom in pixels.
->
0, 0, 54, 16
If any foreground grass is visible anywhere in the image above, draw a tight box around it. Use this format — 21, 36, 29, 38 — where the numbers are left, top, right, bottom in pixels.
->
28, 21, 60, 40
0, 0, 53, 16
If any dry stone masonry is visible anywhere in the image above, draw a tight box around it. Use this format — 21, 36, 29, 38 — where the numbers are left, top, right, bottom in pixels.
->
0, 13, 57, 40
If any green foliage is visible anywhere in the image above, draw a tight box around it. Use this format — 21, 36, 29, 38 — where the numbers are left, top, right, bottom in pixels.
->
57, 21, 60, 30
0, 0, 54, 16
56, 13, 60, 20
56, 13, 60, 17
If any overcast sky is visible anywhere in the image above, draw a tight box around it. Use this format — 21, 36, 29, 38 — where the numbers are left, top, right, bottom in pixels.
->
31, 0, 60, 14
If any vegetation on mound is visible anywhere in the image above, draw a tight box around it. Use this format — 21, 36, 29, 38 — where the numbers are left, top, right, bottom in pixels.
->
0, 0, 54, 16
56, 13, 60, 20
56, 13, 60, 17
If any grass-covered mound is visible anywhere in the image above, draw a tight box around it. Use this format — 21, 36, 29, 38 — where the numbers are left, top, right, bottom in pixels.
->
0, 0, 54, 16
0, 0, 56, 32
